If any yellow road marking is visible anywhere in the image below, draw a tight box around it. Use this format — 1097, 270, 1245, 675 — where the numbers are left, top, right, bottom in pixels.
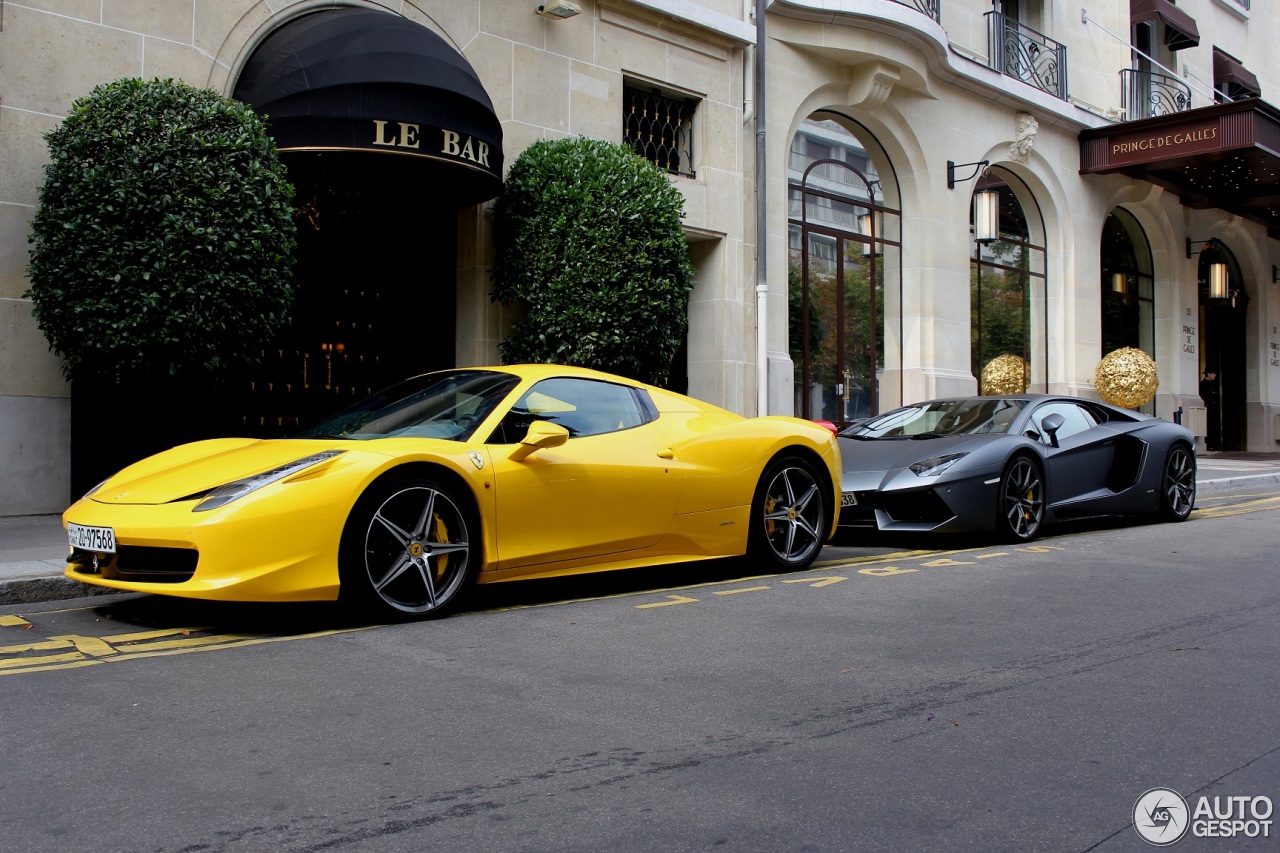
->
714, 586, 770, 595
0, 615, 31, 627
781, 576, 848, 587
812, 549, 935, 569
0, 651, 86, 670
634, 594, 698, 609
0, 638, 77, 654
48, 634, 118, 658
977, 552, 1009, 559
0, 627, 373, 676
858, 565, 919, 576
921, 558, 977, 567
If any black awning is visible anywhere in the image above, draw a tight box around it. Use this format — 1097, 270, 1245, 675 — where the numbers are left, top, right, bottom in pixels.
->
1130, 0, 1199, 51
1080, 98, 1280, 237
233, 8, 503, 207
1214, 48, 1261, 100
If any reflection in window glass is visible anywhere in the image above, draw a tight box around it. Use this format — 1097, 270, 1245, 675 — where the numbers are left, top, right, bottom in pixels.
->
788, 113, 898, 428
971, 175, 1045, 394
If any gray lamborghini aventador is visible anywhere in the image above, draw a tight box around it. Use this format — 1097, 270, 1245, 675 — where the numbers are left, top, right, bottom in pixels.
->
837, 395, 1197, 541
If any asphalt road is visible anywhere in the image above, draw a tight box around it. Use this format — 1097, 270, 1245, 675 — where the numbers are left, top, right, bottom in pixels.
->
2, 488, 1277, 853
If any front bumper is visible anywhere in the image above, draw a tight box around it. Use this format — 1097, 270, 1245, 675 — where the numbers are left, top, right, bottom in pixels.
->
838, 465, 1001, 533
61, 485, 357, 602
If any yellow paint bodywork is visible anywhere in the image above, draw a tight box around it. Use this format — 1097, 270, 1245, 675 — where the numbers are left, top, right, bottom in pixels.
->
63, 364, 841, 602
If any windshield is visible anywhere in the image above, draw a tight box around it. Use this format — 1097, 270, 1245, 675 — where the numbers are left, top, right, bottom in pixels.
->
841, 398, 1027, 439
297, 370, 521, 441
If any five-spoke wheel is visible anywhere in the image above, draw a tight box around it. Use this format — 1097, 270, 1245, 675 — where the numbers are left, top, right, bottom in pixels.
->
999, 455, 1044, 541
748, 456, 826, 570
340, 476, 476, 619
1159, 443, 1196, 522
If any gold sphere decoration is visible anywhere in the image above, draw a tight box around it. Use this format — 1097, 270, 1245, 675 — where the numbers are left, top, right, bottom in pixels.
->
980, 353, 1030, 395
1095, 347, 1158, 408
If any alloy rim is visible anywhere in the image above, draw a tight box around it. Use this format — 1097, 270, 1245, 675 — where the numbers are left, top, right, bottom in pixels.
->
1164, 447, 1196, 517
363, 486, 471, 614
1002, 458, 1043, 538
762, 465, 824, 564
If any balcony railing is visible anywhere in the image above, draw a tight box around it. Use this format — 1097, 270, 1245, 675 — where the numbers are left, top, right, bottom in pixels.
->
986, 11, 1068, 100
1120, 69, 1192, 121
892, 0, 941, 22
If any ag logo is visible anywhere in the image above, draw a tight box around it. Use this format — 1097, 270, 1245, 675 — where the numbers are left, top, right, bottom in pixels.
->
1134, 787, 1190, 846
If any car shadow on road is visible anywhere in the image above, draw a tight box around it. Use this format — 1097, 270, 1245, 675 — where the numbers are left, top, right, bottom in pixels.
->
76, 556, 794, 635
74, 514, 1169, 636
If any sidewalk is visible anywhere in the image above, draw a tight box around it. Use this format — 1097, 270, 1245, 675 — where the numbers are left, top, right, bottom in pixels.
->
3, 451, 1280, 606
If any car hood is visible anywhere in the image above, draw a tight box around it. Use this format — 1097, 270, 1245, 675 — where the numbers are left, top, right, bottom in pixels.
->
88, 438, 386, 505
838, 434, 1004, 474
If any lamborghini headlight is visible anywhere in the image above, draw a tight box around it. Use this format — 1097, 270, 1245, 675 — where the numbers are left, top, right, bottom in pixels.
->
193, 450, 347, 512
909, 452, 967, 477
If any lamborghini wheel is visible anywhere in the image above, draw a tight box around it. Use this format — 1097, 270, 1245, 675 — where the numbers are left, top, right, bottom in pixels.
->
340, 475, 477, 619
998, 455, 1044, 542
748, 455, 826, 570
1159, 443, 1196, 522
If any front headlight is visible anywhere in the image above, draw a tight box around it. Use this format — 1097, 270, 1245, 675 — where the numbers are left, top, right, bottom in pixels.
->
193, 450, 347, 512
909, 452, 967, 477
81, 477, 113, 500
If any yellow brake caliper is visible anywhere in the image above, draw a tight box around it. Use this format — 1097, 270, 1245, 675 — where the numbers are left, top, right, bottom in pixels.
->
432, 513, 450, 579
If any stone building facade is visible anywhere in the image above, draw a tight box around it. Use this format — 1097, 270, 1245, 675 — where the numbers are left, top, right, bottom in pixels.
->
0, 0, 1276, 515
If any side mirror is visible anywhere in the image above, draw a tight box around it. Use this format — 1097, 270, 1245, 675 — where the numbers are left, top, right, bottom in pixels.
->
1040, 412, 1065, 448
508, 420, 570, 461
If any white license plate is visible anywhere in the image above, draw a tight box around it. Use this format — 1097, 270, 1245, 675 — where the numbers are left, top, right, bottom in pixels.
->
68, 523, 116, 553
841, 492, 858, 507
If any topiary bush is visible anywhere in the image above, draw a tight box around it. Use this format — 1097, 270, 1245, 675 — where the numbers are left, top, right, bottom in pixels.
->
25, 77, 297, 383
491, 136, 694, 386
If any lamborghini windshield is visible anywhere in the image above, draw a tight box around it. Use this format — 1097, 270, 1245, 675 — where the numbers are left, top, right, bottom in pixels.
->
841, 398, 1028, 439
297, 370, 521, 441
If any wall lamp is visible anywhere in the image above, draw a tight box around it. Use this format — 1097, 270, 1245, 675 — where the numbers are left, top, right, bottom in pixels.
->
857, 210, 879, 257
948, 160, 999, 245
1186, 238, 1230, 300
1110, 272, 1127, 293
537, 0, 581, 17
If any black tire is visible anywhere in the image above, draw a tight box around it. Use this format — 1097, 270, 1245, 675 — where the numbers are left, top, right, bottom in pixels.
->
1159, 443, 1196, 522
747, 455, 826, 570
997, 455, 1044, 542
339, 474, 478, 620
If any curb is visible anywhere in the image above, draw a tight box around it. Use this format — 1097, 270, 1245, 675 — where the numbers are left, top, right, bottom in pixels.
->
0, 576, 118, 607
1195, 472, 1280, 497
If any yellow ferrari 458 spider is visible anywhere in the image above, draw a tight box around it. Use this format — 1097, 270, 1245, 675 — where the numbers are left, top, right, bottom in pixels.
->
64, 364, 841, 618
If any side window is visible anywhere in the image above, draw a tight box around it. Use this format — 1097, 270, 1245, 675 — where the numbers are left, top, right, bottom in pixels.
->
488, 378, 646, 443
1030, 402, 1097, 444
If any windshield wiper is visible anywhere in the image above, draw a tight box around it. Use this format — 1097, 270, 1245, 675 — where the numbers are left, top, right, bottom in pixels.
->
909, 432, 948, 439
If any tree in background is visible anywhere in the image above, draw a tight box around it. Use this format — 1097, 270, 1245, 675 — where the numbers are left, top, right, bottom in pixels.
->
24, 78, 297, 493
26, 77, 296, 384
491, 137, 694, 386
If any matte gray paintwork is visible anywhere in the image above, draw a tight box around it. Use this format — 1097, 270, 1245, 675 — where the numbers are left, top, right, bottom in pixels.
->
837, 395, 1196, 534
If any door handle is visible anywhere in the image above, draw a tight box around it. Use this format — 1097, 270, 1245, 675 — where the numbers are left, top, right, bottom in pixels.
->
657, 448, 674, 459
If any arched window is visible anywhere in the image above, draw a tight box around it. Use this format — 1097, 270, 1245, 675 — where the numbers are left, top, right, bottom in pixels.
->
787, 113, 901, 427
1100, 208, 1155, 359
970, 171, 1046, 394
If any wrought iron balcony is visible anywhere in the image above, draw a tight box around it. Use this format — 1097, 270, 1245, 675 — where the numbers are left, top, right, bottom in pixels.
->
892, 0, 941, 23
986, 11, 1068, 100
1120, 69, 1192, 121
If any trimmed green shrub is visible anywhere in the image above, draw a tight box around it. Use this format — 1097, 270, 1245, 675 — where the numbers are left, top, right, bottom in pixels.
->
491, 136, 694, 385
25, 77, 297, 383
